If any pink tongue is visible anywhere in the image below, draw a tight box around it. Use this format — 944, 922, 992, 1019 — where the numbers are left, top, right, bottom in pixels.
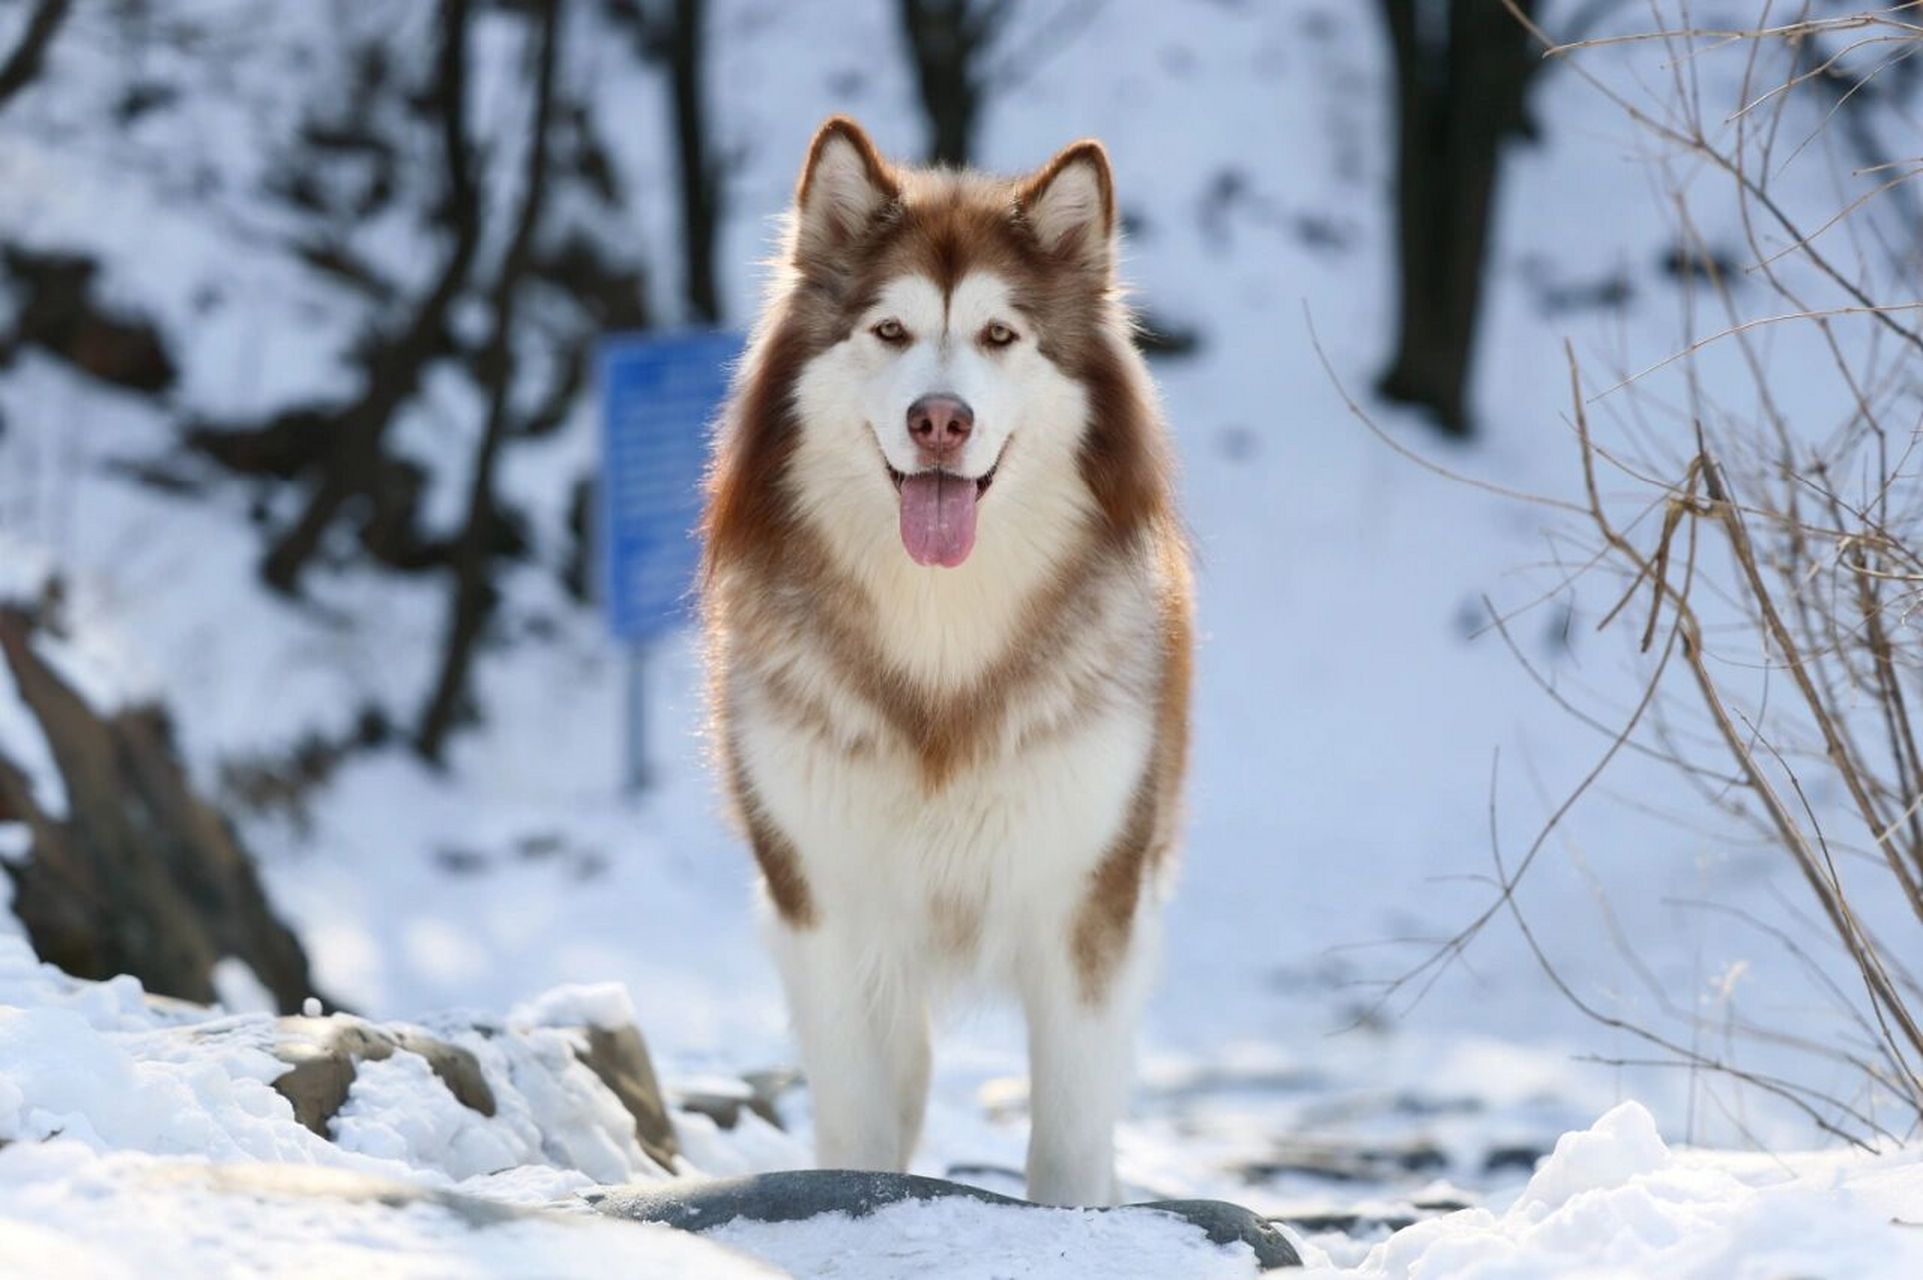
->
898, 471, 979, 567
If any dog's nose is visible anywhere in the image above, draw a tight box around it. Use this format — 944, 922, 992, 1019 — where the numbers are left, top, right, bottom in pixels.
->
907, 394, 973, 459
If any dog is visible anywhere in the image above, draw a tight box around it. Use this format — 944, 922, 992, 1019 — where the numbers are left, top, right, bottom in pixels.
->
700, 116, 1191, 1207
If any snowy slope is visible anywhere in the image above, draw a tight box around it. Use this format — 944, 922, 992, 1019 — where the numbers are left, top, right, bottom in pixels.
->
2, 0, 1920, 1273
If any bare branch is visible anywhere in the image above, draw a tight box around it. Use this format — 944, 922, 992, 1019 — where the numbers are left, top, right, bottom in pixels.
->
0, 0, 73, 113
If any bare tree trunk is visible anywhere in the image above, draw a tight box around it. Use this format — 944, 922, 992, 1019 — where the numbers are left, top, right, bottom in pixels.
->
609, 0, 722, 322
897, 0, 1010, 166
262, 0, 481, 591
416, 0, 563, 763
665, 0, 721, 323
1375, 0, 1536, 437
0, 0, 72, 112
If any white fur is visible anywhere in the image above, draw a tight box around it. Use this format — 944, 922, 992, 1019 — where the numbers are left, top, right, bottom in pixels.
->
744, 691, 1157, 1204
722, 268, 1166, 1206
800, 133, 890, 244
1027, 157, 1108, 254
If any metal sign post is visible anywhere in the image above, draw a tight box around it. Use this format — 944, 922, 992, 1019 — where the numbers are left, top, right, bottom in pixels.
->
624, 643, 652, 794
598, 330, 742, 795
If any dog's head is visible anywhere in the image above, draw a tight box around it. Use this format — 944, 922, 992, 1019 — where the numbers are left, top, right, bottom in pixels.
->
708, 117, 1168, 578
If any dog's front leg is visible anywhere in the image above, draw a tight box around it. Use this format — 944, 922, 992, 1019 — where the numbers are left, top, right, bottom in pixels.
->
773, 924, 931, 1173
1018, 918, 1154, 1206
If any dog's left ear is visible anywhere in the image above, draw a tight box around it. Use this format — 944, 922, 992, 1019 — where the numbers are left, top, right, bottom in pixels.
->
1018, 140, 1116, 269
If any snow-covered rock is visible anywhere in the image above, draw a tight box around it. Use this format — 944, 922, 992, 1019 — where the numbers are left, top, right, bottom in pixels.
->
5, 949, 1922, 1277
0, 938, 695, 1190
1315, 1102, 1923, 1278
0, 949, 1302, 1277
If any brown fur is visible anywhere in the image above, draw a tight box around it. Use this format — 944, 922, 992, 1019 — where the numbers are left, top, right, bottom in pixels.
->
720, 528, 1130, 790
703, 118, 1191, 971
722, 734, 817, 927
1072, 537, 1194, 1000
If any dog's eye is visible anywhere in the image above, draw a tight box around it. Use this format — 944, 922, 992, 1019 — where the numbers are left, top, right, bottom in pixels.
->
872, 318, 909, 345
981, 321, 1018, 349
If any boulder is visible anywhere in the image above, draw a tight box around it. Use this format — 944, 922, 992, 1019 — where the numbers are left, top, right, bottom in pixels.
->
269, 1015, 497, 1136
259, 1011, 684, 1174
586, 1168, 1302, 1269
574, 1023, 678, 1167
673, 1067, 797, 1132
0, 597, 321, 1012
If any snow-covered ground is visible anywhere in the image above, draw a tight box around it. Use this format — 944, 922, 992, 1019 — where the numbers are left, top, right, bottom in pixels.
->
5, 931, 1920, 1276
3, 0, 1920, 1274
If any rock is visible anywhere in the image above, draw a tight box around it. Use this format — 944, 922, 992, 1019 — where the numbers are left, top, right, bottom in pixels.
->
0, 600, 321, 1012
1481, 1143, 1546, 1174
267, 1012, 681, 1175
270, 1015, 496, 1136
673, 1067, 797, 1133
574, 1023, 678, 1167
1239, 1137, 1451, 1183
585, 1168, 1302, 1270
1142, 1198, 1304, 1266
271, 1041, 359, 1137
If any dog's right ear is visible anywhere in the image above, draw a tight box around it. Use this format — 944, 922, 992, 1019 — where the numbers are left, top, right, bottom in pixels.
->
795, 117, 897, 260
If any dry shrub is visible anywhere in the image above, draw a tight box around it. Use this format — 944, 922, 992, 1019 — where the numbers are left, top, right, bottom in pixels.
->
1508, 1, 1923, 1143
1320, 3, 1923, 1145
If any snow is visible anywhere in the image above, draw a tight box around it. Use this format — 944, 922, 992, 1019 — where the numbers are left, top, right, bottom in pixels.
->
0, 1144, 777, 1280
1311, 1103, 1923, 1279
0, 532, 54, 605
208, 957, 278, 1016
2, 954, 1919, 1278
509, 981, 644, 1034
709, 1195, 1268, 1279
0, 937, 670, 1185
0, 938, 787, 1271
0, 0, 1918, 1273
27, 613, 157, 714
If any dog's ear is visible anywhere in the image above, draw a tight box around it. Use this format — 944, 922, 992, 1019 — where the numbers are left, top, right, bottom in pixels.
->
795, 117, 897, 260
1019, 140, 1115, 269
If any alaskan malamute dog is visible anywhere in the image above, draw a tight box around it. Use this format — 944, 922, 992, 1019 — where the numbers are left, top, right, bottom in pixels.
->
702, 117, 1191, 1206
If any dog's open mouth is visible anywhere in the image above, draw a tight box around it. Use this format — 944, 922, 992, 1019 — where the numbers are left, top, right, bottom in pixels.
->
885, 463, 997, 498
886, 457, 999, 569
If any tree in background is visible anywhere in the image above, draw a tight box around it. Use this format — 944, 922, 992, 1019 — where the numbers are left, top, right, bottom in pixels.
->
240, 0, 489, 598
893, 1, 1109, 169
890, 0, 1199, 356
170, 0, 653, 762
612, 0, 723, 324
1374, 0, 1538, 436
3, 0, 1149, 790
415, 0, 564, 763
0, 0, 72, 112
0, 0, 731, 774
663, 0, 721, 323
896, 0, 1009, 166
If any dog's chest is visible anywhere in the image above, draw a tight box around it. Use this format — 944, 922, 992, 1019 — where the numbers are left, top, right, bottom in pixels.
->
739, 678, 1153, 939
728, 568, 1160, 932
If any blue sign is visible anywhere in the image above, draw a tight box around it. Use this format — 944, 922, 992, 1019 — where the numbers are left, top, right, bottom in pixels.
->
598, 330, 741, 641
